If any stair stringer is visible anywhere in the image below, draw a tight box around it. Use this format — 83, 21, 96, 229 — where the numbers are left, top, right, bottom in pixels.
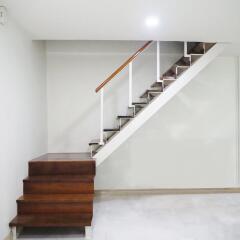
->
95, 43, 227, 166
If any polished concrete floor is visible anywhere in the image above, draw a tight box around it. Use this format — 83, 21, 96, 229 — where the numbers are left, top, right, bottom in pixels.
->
19, 193, 240, 240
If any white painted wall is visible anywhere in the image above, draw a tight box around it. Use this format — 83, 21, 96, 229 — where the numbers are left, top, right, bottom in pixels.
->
47, 41, 239, 189
96, 56, 238, 189
0, 19, 47, 239
47, 41, 182, 152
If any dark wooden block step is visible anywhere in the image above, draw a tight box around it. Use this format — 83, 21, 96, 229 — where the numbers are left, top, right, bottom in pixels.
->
24, 175, 94, 182
17, 194, 94, 203
132, 102, 148, 107
117, 115, 134, 119
23, 176, 94, 194
18, 201, 92, 214
9, 214, 92, 227
29, 153, 95, 176
103, 128, 120, 132
89, 139, 105, 146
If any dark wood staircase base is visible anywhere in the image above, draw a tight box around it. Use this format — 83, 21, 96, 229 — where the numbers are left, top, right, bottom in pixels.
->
9, 153, 95, 239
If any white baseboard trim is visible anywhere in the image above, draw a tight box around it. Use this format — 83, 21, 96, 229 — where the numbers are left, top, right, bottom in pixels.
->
95, 188, 240, 196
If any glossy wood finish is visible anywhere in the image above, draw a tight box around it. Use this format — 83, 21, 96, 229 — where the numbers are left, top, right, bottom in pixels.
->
10, 153, 95, 229
18, 202, 92, 214
24, 181, 94, 194
29, 153, 95, 176
24, 175, 94, 182
17, 194, 94, 202
95, 41, 152, 92
9, 214, 92, 227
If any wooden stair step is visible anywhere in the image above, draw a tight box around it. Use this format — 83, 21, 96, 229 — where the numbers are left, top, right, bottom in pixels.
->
103, 128, 120, 132
24, 175, 94, 182
23, 176, 94, 194
9, 214, 92, 227
132, 102, 148, 107
17, 194, 94, 203
88, 139, 105, 146
117, 115, 134, 119
29, 153, 95, 176
17, 200, 93, 214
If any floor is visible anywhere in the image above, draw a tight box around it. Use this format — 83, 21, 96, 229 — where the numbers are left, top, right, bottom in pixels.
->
19, 193, 240, 240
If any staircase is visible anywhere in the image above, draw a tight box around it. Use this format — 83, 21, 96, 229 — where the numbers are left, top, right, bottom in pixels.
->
9, 41, 226, 239
89, 42, 226, 165
9, 153, 95, 239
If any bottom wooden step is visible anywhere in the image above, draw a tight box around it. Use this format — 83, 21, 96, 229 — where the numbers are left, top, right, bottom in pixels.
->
9, 214, 92, 227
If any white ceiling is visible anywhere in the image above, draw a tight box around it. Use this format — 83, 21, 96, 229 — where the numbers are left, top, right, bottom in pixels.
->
3, 0, 240, 42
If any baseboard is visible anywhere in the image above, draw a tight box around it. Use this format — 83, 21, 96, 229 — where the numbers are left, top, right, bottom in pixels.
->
95, 188, 240, 196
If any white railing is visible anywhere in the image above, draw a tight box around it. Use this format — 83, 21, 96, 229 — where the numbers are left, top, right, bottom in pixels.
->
156, 41, 161, 82
95, 41, 206, 149
99, 88, 104, 145
128, 61, 133, 107
94, 43, 226, 164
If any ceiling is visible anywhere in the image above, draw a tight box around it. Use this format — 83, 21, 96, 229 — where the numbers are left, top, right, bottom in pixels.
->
3, 0, 240, 42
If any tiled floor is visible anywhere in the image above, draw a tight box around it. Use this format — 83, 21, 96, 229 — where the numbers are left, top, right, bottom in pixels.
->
19, 193, 240, 240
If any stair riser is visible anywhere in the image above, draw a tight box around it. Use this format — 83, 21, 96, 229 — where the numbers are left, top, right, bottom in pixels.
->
17, 202, 93, 214
29, 161, 95, 176
24, 182, 94, 194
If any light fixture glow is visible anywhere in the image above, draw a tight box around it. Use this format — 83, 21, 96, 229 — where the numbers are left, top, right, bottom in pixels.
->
145, 16, 159, 28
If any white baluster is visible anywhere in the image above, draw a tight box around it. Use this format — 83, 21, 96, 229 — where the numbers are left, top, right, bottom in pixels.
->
157, 41, 161, 82
184, 41, 190, 57
100, 88, 104, 145
129, 62, 133, 107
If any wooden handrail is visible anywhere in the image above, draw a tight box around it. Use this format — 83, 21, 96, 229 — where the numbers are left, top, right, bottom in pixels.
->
95, 41, 153, 92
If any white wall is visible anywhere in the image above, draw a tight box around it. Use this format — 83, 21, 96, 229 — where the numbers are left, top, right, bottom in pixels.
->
47, 41, 182, 152
96, 56, 238, 189
0, 19, 47, 239
47, 41, 239, 190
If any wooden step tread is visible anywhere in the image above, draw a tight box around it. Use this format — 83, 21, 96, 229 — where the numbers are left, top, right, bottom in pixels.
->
24, 175, 94, 182
30, 153, 94, 162
89, 139, 105, 146
9, 214, 92, 227
117, 115, 134, 119
24, 181, 93, 194
103, 128, 120, 132
29, 156, 95, 176
132, 102, 148, 105
17, 194, 94, 203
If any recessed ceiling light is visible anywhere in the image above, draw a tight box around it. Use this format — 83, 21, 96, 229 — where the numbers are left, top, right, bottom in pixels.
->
145, 16, 159, 28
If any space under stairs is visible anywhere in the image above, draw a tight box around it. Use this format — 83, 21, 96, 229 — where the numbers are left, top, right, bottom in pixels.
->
89, 41, 226, 165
